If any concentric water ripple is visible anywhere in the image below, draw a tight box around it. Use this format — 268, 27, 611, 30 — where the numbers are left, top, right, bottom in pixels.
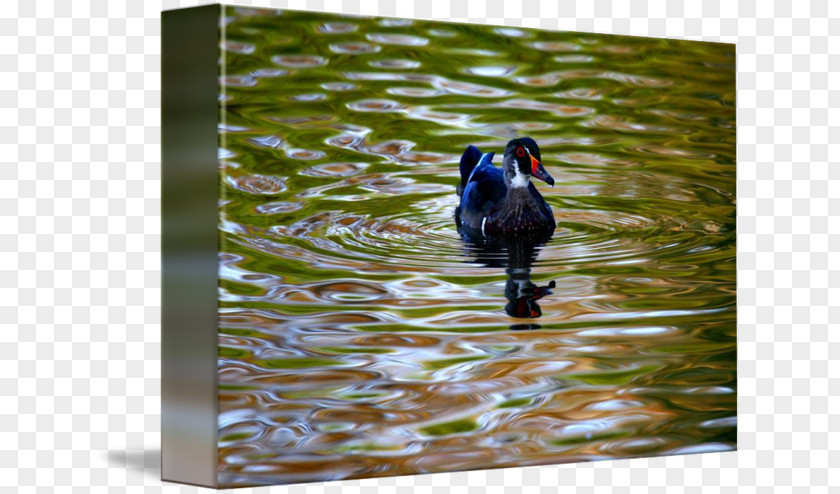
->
217, 8, 735, 487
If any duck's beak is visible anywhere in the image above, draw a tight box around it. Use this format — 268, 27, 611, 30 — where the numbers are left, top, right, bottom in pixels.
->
530, 155, 554, 187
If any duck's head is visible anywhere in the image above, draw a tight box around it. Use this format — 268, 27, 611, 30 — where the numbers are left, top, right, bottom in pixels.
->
504, 276, 556, 318
503, 137, 554, 188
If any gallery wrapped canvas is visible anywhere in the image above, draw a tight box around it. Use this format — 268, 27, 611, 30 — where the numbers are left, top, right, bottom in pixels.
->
162, 4, 736, 488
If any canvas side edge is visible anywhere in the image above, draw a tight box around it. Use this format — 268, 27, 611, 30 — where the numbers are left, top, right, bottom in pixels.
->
161, 4, 220, 488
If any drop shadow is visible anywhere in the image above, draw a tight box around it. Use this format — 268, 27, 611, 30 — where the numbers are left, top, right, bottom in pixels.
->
106, 450, 161, 481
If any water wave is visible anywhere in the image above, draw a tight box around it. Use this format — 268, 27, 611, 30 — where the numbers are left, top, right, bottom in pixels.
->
216, 8, 736, 486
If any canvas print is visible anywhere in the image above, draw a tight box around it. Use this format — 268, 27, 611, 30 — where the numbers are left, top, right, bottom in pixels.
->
215, 6, 735, 487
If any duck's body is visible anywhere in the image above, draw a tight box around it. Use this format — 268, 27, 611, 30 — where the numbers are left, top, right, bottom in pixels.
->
455, 138, 556, 237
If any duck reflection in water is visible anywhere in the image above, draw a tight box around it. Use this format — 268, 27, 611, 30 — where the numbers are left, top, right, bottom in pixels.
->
459, 232, 556, 322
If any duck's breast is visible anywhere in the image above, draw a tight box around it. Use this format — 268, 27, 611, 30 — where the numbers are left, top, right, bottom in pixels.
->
487, 185, 555, 234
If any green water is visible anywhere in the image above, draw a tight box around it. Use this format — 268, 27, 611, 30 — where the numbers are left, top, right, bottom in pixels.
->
216, 7, 736, 487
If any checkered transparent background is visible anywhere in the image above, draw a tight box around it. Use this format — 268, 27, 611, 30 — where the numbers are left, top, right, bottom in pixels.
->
1, 0, 836, 491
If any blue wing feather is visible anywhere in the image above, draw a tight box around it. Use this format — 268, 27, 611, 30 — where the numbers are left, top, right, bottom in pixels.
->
456, 145, 483, 196
458, 152, 506, 230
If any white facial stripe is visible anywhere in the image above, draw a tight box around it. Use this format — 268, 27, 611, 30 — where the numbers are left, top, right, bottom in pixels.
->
511, 143, 532, 188
510, 167, 530, 188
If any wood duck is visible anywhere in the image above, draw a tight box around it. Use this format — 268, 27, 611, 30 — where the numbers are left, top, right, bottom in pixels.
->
455, 137, 556, 237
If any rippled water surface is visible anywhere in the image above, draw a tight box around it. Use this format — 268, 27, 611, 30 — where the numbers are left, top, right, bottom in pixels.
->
217, 7, 736, 487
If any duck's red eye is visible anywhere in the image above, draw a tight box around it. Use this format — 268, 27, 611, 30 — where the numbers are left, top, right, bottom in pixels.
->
515, 147, 525, 158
